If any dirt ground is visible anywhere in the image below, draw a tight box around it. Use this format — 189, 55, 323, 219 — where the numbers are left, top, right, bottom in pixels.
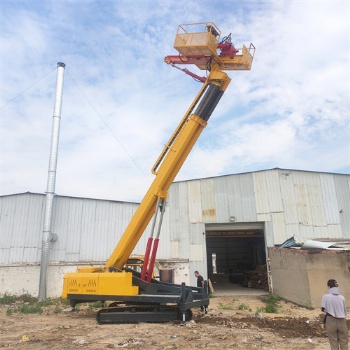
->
1, 295, 349, 349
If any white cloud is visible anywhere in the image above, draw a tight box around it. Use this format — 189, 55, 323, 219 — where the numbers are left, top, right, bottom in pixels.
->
1, 0, 349, 202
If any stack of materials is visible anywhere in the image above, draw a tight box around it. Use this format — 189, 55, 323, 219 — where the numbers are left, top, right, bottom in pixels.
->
243, 265, 268, 290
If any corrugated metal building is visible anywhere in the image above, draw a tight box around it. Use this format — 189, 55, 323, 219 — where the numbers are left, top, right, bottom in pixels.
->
1, 168, 349, 304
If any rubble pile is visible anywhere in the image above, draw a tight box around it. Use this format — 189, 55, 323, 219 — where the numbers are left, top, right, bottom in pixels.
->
242, 264, 269, 290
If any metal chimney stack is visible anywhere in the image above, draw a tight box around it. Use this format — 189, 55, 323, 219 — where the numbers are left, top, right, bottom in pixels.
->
38, 62, 66, 301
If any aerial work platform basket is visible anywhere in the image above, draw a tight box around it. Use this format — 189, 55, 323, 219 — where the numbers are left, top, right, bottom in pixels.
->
171, 22, 255, 71
174, 22, 220, 57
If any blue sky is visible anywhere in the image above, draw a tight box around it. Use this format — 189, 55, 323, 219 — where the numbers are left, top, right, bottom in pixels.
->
1, 0, 349, 202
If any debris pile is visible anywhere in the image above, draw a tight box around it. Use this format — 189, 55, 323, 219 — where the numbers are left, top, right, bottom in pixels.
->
242, 265, 269, 290
278, 237, 350, 251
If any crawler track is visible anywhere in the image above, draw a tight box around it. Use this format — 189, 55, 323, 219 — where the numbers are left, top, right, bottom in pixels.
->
96, 305, 193, 324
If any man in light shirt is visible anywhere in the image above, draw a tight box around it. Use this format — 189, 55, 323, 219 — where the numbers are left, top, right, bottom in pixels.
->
322, 279, 348, 350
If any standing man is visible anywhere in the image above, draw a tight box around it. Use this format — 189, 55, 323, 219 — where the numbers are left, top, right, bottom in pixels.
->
194, 271, 204, 288
322, 279, 348, 350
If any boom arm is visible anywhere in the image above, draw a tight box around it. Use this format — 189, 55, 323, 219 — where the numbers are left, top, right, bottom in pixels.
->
105, 66, 231, 270
106, 22, 254, 271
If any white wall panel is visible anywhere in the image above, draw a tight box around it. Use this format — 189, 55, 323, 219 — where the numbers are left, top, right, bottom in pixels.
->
213, 176, 230, 222
271, 212, 287, 244
168, 181, 189, 243
313, 226, 329, 239
299, 224, 315, 239
80, 199, 98, 261
264, 221, 274, 247
171, 241, 179, 259
292, 172, 327, 227
334, 175, 350, 237
51, 197, 70, 262
266, 170, 283, 212
23, 195, 43, 262
190, 244, 204, 262
257, 213, 271, 222
189, 223, 206, 245
326, 224, 343, 238
279, 171, 299, 224
0, 193, 44, 264
226, 173, 257, 222
320, 174, 341, 225
253, 172, 270, 214
305, 173, 326, 227
285, 223, 301, 240
200, 178, 216, 223
187, 180, 202, 224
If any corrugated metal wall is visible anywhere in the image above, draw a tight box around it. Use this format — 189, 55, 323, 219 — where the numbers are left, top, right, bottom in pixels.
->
50, 196, 140, 262
0, 193, 141, 264
165, 169, 349, 278
166, 169, 349, 252
1, 169, 349, 266
0, 193, 44, 263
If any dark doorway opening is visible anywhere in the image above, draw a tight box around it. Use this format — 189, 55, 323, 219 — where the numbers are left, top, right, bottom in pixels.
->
206, 225, 267, 293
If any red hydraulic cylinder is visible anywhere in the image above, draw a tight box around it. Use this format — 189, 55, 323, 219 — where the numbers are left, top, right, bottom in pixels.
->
146, 238, 160, 283
141, 237, 153, 280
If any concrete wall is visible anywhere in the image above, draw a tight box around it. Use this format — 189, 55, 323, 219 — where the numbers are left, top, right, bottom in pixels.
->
268, 247, 350, 308
159, 259, 190, 286
0, 263, 78, 298
0, 260, 190, 298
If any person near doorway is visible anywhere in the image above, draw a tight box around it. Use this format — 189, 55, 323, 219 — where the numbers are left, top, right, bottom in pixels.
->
194, 271, 204, 288
321, 279, 348, 350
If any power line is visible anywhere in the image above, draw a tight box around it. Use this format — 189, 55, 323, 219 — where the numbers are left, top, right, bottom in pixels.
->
0, 67, 56, 110
66, 69, 151, 183
0, 65, 151, 183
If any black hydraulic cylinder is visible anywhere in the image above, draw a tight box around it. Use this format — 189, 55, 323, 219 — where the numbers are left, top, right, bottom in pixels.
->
194, 84, 224, 122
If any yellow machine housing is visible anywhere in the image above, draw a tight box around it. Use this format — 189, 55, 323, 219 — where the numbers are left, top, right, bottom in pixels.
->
62, 270, 138, 299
